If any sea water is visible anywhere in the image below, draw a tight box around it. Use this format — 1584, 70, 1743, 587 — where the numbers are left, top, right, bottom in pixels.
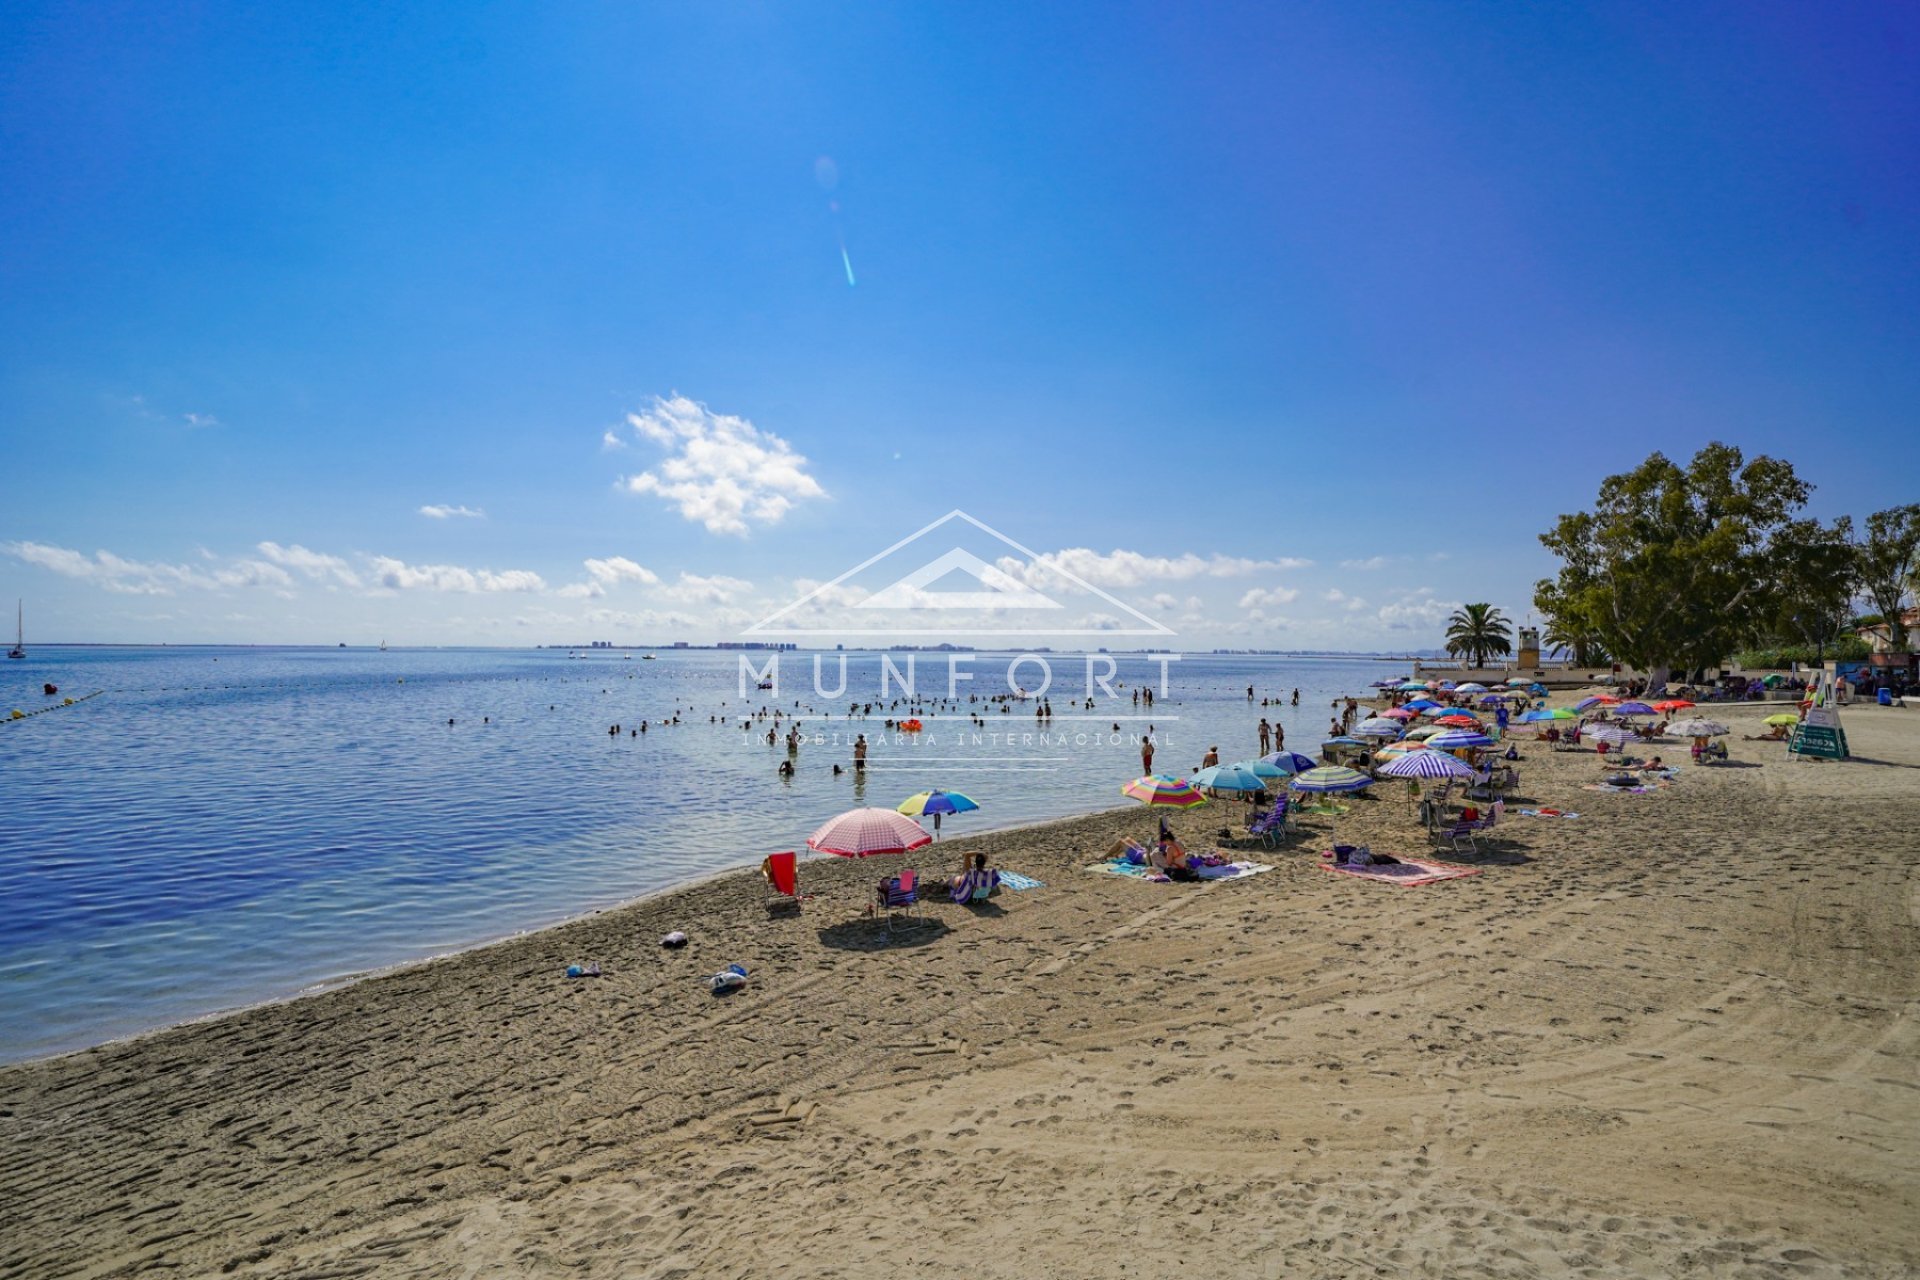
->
0, 646, 1394, 1062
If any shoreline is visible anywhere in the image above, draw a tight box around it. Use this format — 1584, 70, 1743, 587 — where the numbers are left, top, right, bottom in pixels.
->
2, 799, 1140, 1072
4, 705, 1912, 1278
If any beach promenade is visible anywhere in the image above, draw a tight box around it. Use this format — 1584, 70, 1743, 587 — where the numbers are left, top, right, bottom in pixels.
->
2, 703, 1915, 1278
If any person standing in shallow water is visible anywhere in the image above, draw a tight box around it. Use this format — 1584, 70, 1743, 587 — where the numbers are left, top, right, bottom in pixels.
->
853, 734, 867, 772
1140, 733, 1155, 775
1258, 719, 1271, 756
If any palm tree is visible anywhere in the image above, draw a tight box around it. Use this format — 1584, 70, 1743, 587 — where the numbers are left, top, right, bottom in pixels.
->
1543, 616, 1609, 668
1445, 603, 1513, 669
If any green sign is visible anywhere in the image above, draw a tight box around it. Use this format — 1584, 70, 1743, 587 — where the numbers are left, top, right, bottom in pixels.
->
1789, 723, 1849, 760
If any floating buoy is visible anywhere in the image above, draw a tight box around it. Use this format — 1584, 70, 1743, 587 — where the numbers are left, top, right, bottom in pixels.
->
8, 709, 21, 720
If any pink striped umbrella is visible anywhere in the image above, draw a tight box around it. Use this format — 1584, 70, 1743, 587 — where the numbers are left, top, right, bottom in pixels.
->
806, 807, 935, 858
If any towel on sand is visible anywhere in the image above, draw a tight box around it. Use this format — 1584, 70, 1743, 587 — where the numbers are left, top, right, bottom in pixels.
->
1086, 859, 1274, 883
1516, 808, 1580, 819
1318, 857, 1481, 886
995, 870, 1045, 891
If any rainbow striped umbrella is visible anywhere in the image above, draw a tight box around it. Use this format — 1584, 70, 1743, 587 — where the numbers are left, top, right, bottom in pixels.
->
1121, 774, 1208, 808
807, 807, 936, 858
1519, 708, 1576, 723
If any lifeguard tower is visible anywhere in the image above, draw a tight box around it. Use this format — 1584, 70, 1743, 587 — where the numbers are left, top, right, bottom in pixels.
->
1516, 626, 1541, 672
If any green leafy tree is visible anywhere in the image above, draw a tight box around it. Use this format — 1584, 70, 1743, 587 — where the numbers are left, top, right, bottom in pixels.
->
1762, 516, 1857, 659
1536, 443, 1811, 689
1443, 603, 1513, 668
1854, 504, 1920, 654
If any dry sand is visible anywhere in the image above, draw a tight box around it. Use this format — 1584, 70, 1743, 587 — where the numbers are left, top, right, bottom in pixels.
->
2, 702, 1916, 1279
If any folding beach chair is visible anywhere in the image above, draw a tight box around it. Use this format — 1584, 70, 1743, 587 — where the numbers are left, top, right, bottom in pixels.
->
763, 851, 803, 911
877, 869, 926, 933
1248, 804, 1289, 849
1434, 818, 1479, 855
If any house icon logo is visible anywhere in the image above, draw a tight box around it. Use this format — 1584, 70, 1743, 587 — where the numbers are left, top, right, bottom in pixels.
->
743, 510, 1175, 639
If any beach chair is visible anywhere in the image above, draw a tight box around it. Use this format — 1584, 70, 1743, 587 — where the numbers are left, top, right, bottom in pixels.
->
1248, 805, 1289, 849
1469, 799, 1504, 834
1434, 817, 1479, 855
878, 869, 926, 933
762, 851, 803, 911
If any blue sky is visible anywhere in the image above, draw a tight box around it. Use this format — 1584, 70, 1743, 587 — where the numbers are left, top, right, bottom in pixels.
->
2, 2, 1915, 647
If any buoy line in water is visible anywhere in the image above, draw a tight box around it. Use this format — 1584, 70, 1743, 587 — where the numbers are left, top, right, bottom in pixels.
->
5, 689, 105, 723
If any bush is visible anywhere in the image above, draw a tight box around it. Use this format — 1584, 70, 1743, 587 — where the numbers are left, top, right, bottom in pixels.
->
1733, 636, 1871, 669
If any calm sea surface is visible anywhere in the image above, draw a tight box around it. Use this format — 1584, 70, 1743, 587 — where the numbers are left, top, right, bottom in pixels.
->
0, 647, 1392, 1062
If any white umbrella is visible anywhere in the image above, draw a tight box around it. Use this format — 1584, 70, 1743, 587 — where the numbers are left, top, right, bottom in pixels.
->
1669, 718, 1730, 738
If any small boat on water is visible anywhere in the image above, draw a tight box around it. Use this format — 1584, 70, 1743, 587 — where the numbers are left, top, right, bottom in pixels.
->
642, 653, 657, 660
7, 602, 24, 659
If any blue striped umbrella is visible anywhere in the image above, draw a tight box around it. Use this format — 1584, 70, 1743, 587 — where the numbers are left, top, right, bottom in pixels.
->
1353, 719, 1404, 738
1426, 729, 1496, 750
1378, 750, 1474, 780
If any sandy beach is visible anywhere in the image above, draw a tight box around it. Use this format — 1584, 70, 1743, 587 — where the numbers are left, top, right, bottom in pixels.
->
2, 699, 1916, 1279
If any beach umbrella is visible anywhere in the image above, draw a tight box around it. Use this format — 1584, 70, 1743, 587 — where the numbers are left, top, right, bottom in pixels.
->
1613, 701, 1656, 717
1375, 739, 1426, 757
1354, 718, 1404, 738
1434, 713, 1482, 728
1476, 694, 1505, 706
1763, 713, 1798, 727
1426, 729, 1495, 750
1404, 698, 1442, 711
1380, 707, 1417, 720
897, 789, 980, 839
1653, 699, 1695, 712
1505, 677, 1530, 686
1289, 765, 1374, 842
1260, 750, 1318, 776
1575, 696, 1608, 712
1418, 704, 1462, 718
1397, 681, 1429, 691
1121, 774, 1208, 808
1668, 718, 1730, 738
1587, 724, 1639, 746
1436, 680, 1458, 691
1378, 750, 1473, 781
1528, 683, 1550, 694
1289, 766, 1373, 794
897, 789, 979, 818
1456, 682, 1489, 693
1240, 757, 1289, 779
807, 807, 936, 858
1192, 763, 1266, 794
1404, 724, 1445, 739
1518, 708, 1575, 723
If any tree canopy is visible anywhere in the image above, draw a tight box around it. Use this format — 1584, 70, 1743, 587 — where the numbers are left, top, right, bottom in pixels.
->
1534, 443, 1830, 683
1855, 504, 1920, 654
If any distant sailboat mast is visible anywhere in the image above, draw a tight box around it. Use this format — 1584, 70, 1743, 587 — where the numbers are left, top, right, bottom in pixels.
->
7, 601, 23, 659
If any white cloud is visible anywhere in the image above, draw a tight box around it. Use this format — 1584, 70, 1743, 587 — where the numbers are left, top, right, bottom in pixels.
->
257, 541, 362, 588
998, 549, 1311, 589
1325, 588, 1369, 612
1376, 589, 1460, 630
182, 412, 220, 429
3, 540, 290, 595
1340, 556, 1388, 570
616, 395, 826, 535
657, 571, 753, 605
1238, 585, 1300, 609
419, 504, 486, 520
558, 555, 661, 599
370, 556, 545, 594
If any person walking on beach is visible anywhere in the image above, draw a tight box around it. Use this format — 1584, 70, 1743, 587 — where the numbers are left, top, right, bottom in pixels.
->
854, 734, 867, 772
1258, 719, 1271, 755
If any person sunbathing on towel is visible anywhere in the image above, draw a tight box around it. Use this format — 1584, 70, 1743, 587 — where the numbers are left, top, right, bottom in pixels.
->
1150, 835, 1199, 881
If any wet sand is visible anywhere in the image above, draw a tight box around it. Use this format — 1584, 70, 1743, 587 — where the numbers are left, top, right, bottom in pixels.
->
2, 702, 1916, 1278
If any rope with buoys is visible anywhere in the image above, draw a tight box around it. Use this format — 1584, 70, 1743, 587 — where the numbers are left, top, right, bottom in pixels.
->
4, 690, 104, 723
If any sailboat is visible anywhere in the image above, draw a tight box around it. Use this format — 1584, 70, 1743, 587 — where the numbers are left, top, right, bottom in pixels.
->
7, 602, 23, 659
379, 639, 389, 653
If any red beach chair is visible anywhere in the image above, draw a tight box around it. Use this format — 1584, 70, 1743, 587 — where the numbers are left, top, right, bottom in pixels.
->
763, 851, 803, 910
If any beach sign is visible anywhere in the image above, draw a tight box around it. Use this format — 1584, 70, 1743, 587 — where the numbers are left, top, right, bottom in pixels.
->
1789, 705, 1849, 760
